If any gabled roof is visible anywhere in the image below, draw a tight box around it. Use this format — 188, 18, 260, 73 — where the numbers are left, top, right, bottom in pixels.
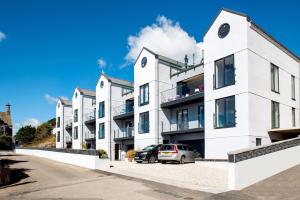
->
101, 73, 134, 88
59, 98, 72, 107
205, 8, 299, 62
77, 88, 96, 97
134, 47, 186, 69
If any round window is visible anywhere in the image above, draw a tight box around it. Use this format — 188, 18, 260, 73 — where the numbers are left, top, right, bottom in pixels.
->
218, 23, 230, 38
141, 57, 147, 68
100, 81, 104, 88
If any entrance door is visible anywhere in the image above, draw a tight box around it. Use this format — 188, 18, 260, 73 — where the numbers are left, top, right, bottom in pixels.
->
115, 144, 120, 160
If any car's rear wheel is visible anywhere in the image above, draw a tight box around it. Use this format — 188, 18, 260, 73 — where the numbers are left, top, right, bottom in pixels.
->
161, 160, 166, 164
180, 156, 185, 164
149, 156, 155, 164
136, 161, 143, 164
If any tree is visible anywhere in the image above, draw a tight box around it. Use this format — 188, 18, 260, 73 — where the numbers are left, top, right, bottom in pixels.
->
0, 129, 12, 150
14, 126, 36, 144
35, 122, 53, 141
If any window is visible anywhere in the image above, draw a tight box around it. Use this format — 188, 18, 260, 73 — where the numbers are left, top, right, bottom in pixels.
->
92, 99, 96, 106
139, 83, 149, 106
57, 117, 60, 128
98, 123, 105, 139
177, 109, 189, 130
292, 107, 296, 127
57, 131, 60, 142
214, 55, 235, 89
271, 101, 280, 128
74, 109, 78, 122
291, 75, 295, 100
198, 105, 204, 128
139, 112, 149, 133
256, 138, 262, 146
98, 101, 105, 118
122, 87, 133, 96
215, 96, 235, 128
74, 126, 78, 139
271, 64, 279, 93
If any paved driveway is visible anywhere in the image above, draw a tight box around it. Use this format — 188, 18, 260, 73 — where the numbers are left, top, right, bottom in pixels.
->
0, 151, 299, 200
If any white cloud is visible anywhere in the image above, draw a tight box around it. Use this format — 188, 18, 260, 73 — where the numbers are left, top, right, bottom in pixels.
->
13, 118, 40, 134
0, 32, 6, 42
124, 15, 203, 66
97, 58, 107, 68
44, 94, 68, 104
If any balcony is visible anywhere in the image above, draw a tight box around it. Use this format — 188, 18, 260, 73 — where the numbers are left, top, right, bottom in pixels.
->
161, 77, 204, 109
85, 111, 96, 124
161, 114, 204, 136
113, 101, 134, 120
85, 130, 96, 141
66, 135, 72, 143
114, 127, 134, 141
65, 120, 72, 131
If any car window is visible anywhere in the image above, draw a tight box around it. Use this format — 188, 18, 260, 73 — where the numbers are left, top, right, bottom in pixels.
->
187, 146, 194, 151
161, 145, 174, 151
177, 145, 183, 150
182, 145, 188, 151
143, 145, 156, 151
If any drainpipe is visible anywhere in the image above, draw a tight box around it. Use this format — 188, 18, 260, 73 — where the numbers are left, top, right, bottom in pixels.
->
155, 58, 159, 144
81, 96, 84, 150
109, 83, 112, 160
62, 106, 64, 148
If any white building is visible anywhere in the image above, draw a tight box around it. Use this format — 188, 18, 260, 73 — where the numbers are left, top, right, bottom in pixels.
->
72, 88, 96, 149
133, 8, 300, 159
96, 73, 134, 160
55, 98, 72, 148
56, 8, 300, 160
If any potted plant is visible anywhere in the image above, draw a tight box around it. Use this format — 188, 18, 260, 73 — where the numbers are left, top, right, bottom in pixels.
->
126, 149, 135, 162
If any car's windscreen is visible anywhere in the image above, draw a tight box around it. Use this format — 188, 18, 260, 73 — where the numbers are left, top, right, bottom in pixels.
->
160, 145, 174, 151
143, 145, 156, 151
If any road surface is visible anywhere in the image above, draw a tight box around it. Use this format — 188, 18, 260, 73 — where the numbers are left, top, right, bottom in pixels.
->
0, 151, 299, 200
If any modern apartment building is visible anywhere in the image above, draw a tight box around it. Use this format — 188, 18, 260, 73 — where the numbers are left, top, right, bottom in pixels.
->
72, 88, 96, 149
96, 73, 134, 160
56, 8, 300, 159
55, 99, 72, 148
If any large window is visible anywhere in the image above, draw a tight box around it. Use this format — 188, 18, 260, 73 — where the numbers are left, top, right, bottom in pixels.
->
74, 126, 78, 139
271, 101, 280, 128
139, 83, 149, 106
214, 55, 235, 89
215, 96, 236, 128
271, 64, 279, 93
74, 109, 78, 122
98, 123, 105, 139
57, 131, 60, 142
291, 75, 295, 100
98, 101, 105, 118
292, 107, 296, 127
198, 105, 205, 128
56, 117, 60, 128
177, 109, 189, 130
139, 112, 149, 133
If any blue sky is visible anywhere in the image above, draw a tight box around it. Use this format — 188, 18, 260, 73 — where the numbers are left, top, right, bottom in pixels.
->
0, 0, 299, 132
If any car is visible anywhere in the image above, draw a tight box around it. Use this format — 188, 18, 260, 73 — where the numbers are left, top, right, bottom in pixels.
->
158, 144, 200, 164
134, 144, 161, 163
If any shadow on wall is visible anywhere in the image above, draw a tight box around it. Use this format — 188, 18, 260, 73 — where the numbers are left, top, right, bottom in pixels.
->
0, 158, 32, 187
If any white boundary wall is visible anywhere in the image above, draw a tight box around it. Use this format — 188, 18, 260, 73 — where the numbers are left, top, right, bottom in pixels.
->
15, 148, 103, 169
228, 144, 300, 190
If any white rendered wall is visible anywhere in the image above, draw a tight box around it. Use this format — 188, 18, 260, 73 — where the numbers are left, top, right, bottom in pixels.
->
204, 11, 250, 159
228, 143, 300, 190
134, 49, 158, 150
55, 100, 72, 148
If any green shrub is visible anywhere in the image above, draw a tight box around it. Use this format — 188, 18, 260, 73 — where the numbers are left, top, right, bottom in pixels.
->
98, 149, 108, 159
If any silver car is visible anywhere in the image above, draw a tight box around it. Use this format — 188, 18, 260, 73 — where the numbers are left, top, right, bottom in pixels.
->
158, 144, 200, 164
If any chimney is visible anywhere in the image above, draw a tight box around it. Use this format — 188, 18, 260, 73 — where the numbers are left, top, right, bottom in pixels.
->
6, 103, 11, 115
184, 55, 188, 68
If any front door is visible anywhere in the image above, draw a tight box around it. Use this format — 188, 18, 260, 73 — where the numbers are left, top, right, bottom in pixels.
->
115, 144, 120, 160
